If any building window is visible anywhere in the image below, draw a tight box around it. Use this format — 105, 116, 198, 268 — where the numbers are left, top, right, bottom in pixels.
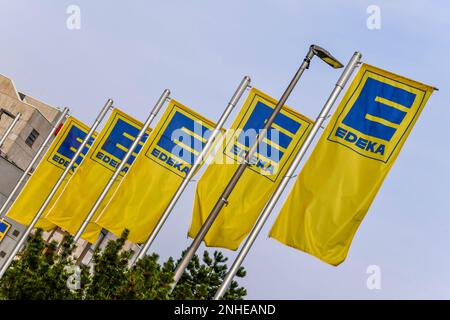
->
25, 129, 39, 147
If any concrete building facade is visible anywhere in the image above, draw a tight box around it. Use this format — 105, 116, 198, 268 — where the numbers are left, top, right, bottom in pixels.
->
0, 74, 140, 269
0, 73, 63, 265
0, 74, 61, 171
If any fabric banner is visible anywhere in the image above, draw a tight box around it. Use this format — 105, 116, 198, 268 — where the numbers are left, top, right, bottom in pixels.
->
95, 100, 215, 243
44, 109, 148, 242
94, 99, 217, 244
270, 64, 435, 266
189, 88, 314, 250
6, 116, 93, 230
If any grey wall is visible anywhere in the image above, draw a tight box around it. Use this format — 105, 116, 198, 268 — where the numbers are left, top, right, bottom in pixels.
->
0, 156, 27, 268
0, 156, 23, 206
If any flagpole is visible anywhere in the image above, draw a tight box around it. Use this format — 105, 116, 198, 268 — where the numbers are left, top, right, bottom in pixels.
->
72, 89, 171, 243
213, 51, 362, 300
170, 44, 344, 290
0, 99, 113, 279
132, 76, 251, 265
0, 112, 22, 149
0, 108, 69, 218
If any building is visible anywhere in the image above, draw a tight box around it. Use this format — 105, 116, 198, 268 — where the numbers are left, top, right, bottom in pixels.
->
0, 74, 140, 268
0, 74, 61, 171
0, 73, 64, 265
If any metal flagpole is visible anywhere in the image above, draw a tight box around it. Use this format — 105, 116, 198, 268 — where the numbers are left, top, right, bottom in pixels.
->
170, 45, 344, 290
0, 112, 22, 149
132, 76, 251, 265
72, 89, 171, 243
0, 108, 69, 218
0, 99, 113, 279
213, 51, 362, 300
92, 229, 107, 251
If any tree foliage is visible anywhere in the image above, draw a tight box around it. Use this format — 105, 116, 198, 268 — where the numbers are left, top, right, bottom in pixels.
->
172, 250, 246, 300
0, 229, 85, 300
0, 229, 247, 300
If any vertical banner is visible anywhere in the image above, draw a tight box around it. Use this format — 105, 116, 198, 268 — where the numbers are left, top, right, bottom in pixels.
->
44, 109, 149, 242
270, 64, 435, 266
189, 88, 314, 250
6, 117, 93, 230
95, 100, 217, 244
0, 220, 11, 242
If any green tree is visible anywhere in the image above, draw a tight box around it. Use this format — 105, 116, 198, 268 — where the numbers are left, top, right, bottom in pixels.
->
89, 230, 247, 300
117, 254, 175, 300
84, 230, 133, 299
0, 229, 86, 300
0, 229, 247, 300
172, 251, 247, 300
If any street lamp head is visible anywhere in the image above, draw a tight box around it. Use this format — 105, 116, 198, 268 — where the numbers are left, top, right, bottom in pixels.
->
310, 45, 344, 69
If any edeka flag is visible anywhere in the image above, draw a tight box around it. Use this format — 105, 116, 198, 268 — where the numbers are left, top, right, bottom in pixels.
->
44, 109, 149, 242
270, 64, 435, 266
6, 117, 93, 230
94, 100, 217, 244
189, 88, 314, 250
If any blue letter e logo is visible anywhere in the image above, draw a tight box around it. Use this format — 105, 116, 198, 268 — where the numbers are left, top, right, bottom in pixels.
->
342, 78, 416, 142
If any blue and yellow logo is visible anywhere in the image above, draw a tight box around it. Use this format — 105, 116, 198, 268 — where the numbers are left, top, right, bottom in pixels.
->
91, 110, 149, 175
146, 100, 216, 178
47, 117, 94, 172
0, 220, 11, 242
224, 89, 312, 182
327, 65, 430, 163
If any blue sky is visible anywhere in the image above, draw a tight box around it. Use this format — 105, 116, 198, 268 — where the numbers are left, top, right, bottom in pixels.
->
0, 0, 449, 299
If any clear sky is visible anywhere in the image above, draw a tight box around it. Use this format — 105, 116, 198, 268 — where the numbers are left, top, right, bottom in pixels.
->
0, 0, 449, 299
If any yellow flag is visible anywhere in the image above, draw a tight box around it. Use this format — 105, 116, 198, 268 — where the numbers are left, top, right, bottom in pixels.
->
270, 64, 435, 266
189, 88, 314, 250
6, 117, 93, 230
0, 220, 11, 242
94, 100, 217, 244
44, 109, 148, 242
